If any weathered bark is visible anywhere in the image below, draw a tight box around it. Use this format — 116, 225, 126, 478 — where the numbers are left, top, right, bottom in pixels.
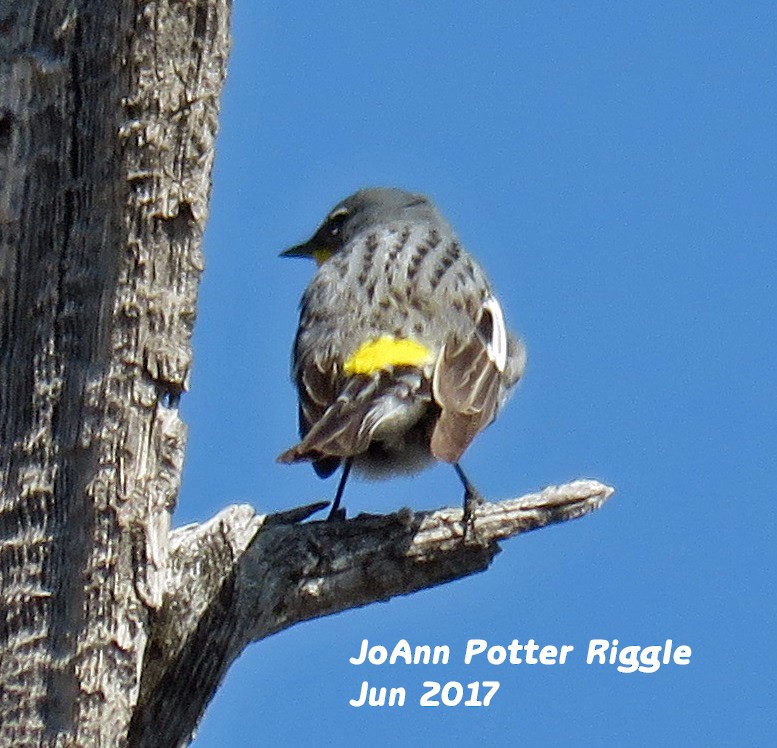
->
0, 0, 231, 745
0, 2, 614, 747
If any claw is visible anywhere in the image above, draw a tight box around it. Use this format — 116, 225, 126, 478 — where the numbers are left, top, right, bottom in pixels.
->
327, 506, 347, 522
462, 484, 484, 541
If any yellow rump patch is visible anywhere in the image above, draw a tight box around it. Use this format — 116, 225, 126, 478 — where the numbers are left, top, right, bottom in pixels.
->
343, 336, 434, 375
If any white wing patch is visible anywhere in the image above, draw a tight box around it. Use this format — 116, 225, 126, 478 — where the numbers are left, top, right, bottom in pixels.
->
483, 296, 508, 373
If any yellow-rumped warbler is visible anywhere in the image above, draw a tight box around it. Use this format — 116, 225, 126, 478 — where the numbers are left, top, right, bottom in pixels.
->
278, 188, 526, 520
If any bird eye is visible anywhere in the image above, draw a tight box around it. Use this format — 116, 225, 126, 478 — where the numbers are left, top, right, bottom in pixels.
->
327, 209, 349, 237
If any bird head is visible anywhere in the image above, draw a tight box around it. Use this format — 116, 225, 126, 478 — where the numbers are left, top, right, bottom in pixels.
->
280, 188, 433, 265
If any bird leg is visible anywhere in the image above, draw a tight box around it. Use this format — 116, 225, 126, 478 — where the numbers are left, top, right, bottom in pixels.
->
327, 458, 353, 520
453, 462, 484, 532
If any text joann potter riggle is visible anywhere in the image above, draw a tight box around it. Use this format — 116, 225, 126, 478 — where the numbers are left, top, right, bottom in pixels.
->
347, 638, 692, 708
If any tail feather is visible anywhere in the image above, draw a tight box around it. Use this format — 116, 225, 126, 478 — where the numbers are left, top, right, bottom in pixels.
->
278, 368, 430, 466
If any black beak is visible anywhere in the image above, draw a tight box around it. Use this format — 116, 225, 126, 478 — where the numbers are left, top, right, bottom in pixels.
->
279, 241, 313, 258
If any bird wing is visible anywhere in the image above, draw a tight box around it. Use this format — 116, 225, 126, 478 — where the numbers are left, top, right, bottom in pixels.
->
284, 373, 379, 460
282, 350, 343, 477
277, 364, 431, 473
430, 296, 512, 463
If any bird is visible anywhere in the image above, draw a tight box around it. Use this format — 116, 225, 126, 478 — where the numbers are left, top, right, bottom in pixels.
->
277, 187, 526, 522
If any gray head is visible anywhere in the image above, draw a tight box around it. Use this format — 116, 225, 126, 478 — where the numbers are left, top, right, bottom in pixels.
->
281, 188, 440, 264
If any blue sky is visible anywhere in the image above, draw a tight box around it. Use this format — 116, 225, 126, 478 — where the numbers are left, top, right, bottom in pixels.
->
179, 2, 776, 745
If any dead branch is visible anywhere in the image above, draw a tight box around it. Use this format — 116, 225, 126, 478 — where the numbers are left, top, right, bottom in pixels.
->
128, 479, 614, 747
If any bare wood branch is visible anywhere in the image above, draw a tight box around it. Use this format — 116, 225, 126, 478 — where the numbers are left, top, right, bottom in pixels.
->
242, 479, 614, 638
128, 480, 613, 747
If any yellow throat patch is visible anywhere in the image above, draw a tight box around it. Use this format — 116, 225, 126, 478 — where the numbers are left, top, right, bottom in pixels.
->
343, 336, 434, 375
312, 248, 334, 265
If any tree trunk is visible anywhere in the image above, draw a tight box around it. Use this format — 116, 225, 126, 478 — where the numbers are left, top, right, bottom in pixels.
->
0, 1, 231, 744
0, 2, 613, 746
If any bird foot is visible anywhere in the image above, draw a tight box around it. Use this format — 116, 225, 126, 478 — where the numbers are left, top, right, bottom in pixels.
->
462, 486, 484, 541
327, 506, 347, 522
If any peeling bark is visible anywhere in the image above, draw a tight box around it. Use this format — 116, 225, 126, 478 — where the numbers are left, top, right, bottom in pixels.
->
0, 1, 231, 745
